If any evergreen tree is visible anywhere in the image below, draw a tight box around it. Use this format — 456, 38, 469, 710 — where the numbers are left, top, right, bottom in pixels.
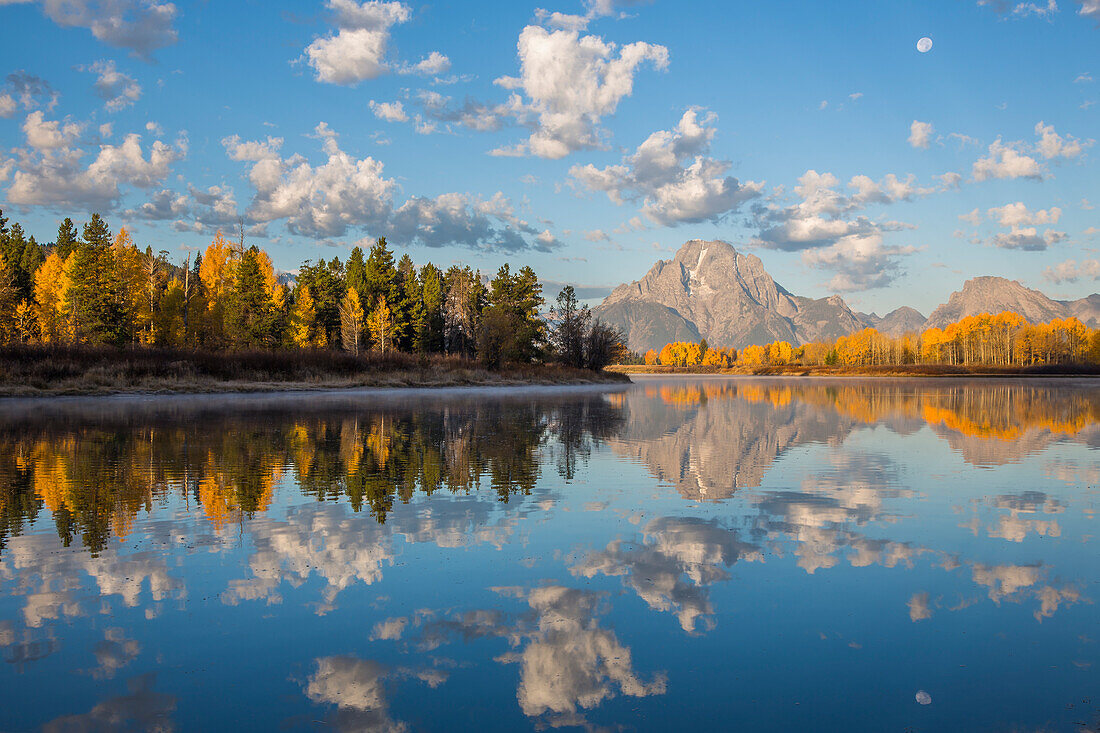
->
485, 264, 545, 363
396, 253, 421, 352
345, 246, 367, 300
226, 246, 277, 348
297, 257, 345, 346
443, 265, 483, 356
418, 263, 445, 353
549, 286, 590, 368
364, 237, 399, 308
64, 213, 124, 344
54, 218, 79, 260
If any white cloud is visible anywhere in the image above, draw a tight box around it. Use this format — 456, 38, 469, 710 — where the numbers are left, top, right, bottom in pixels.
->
978, 0, 1059, 17
959, 208, 982, 225
972, 139, 1043, 180
0, 93, 15, 118
223, 125, 551, 250
972, 122, 1091, 180
1075, 72, 1094, 83
369, 99, 409, 123
1034, 120, 1086, 158
583, 229, 609, 241
21, 110, 82, 149
8, 0, 178, 59
82, 59, 141, 112
1043, 258, 1100, 282
223, 124, 394, 236
987, 201, 1061, 227
302, 0, 412, 85
908, 120, 934, 149
0, 71, 58, 114
491, 25, 668, 158
1082, 0, 1100, 21
570, 109, 762, 226
398, 51, 451, 77
802, 233, 917, 291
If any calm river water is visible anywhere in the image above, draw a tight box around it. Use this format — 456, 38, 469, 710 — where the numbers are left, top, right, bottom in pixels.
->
0, 377, 1098, 732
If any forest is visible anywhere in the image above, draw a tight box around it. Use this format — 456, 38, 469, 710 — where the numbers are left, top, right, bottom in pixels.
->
645, 311, 1100, 369
0, 209, 623, 373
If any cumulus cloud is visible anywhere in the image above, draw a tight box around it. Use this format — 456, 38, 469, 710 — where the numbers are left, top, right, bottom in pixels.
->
5, 114, 183, 209
398, 51, 451, 77
984, 202, 1066, 250
491, 25, 668, 158
302, 0, 413, 85
223, 124, 552, 249
802, 233, 918, 291
749, 169, 930, 290
972, 139, 1043, 180
369, 99, 409, 122
570, 109, 762, 226
908, 120, 934, 149
1042, 258, 1100, 282
5, 0, 179, 59
972, 122, 1091, 180
0, 71, 58, 116
125, 183, 241, 234
978, 0, 1058, 17
82, 59, 141, 112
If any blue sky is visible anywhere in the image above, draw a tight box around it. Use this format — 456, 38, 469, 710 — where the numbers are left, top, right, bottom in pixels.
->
0, 0, 1097, 314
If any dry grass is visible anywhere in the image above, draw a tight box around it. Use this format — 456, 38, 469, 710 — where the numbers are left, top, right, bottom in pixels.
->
0, 345, 629, 396
608, 363, 1100, 378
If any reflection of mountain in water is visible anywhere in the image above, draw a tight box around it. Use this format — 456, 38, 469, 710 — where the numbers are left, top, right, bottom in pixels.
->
611, 380, 1100, 501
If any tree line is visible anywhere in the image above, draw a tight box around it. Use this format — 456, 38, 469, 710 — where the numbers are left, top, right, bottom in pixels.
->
645, 311, 1100, 368
0, 210, 623, 370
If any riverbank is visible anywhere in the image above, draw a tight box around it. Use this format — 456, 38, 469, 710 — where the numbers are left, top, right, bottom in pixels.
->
0, 345, 629, 396
608, 363, 1100, 377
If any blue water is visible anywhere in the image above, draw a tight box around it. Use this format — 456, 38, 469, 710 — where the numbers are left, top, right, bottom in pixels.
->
0, 377, 1097, 731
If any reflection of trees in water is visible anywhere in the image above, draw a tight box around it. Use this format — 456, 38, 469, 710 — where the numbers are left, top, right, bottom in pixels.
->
0, 395, 624, 555
615, 380, 1100, 500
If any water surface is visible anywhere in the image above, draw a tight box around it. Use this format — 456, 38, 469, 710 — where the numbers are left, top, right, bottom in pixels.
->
1, 377, 1098, 731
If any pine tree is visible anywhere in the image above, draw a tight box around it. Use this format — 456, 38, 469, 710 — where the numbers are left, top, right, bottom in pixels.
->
346, 246, 367, 300
62, 214, 123, 344
549, 286, 590, 368
297, 257, 345, 346
396, 253, 421, 352
54, 218, 79, 260
226, 246, 277, 348
419, 263, 445, 353
0, 252, 17, 344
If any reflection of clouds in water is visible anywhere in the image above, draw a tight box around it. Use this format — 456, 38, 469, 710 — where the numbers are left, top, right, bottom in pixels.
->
0, 533, 184, 628
505, 586, 667, 721
959, 492, 1066, 543
571, 517, 762, 632
908, 592, 933, 622
41, 673, 176, 732
969, 562, 1084, 622
748, 452, 926, 574
224, 498, 523, 611
91, 628, 141, 680
1044, 459, 1100, 486
373, 585, 666, 726
303, 655, 449, 732
305, 657, 407, 733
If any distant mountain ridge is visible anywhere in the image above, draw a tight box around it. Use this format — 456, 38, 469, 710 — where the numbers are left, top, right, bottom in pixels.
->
593, 240, 1099, 353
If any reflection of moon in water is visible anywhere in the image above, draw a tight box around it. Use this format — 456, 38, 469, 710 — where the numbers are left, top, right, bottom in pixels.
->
917, 37, 933, 53
916, 690, 932, 705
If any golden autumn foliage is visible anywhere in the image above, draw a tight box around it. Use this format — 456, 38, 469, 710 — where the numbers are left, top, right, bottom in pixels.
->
647, 311, 1100, 369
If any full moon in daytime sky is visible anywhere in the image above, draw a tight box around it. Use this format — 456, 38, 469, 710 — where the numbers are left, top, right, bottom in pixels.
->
917, 36, 933, 53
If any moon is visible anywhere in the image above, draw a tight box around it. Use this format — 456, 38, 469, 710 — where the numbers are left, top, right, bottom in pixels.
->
917, 37, 933, 53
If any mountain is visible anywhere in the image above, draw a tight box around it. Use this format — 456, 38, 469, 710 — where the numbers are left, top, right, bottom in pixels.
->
1062, 293, 1100, 328
876, 307, 926, 337
922, 276, 1096, 330
594, 241, 1100, 354
594, 240, 869, 353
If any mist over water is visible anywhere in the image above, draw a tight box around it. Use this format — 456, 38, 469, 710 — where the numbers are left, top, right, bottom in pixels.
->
1, 378, 1098, 731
